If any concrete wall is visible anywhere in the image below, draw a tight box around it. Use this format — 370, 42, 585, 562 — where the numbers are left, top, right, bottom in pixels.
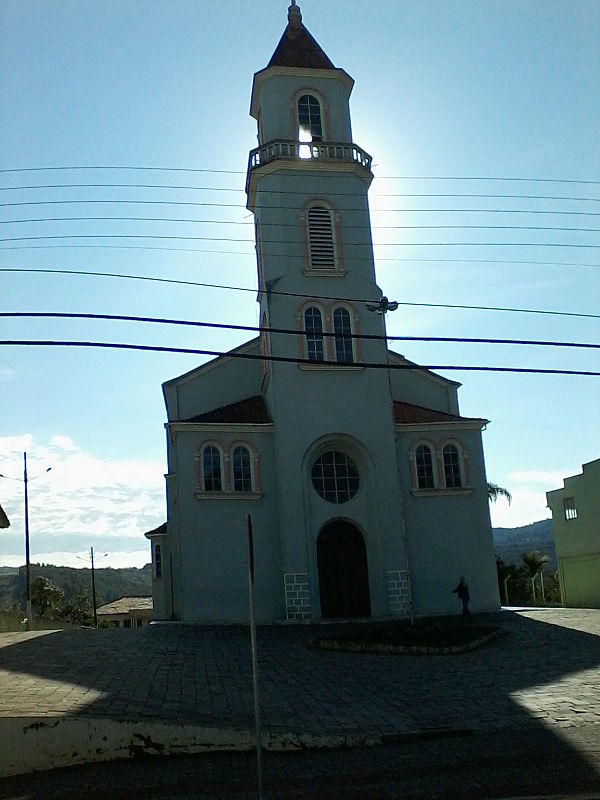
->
547, 457, 600, 608
397, 426, 499, 615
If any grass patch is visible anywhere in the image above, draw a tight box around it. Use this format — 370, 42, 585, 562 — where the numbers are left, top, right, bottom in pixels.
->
311, 620, 504, 654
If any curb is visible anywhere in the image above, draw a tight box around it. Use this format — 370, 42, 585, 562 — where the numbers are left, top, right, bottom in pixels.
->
0, 715, 471, 778
311, 627, 507, 655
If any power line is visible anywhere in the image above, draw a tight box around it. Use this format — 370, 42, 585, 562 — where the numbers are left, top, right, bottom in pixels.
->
3, 311, 600, 350
2, 242, 600, 271
2, 267, 599, 319
3, 200, 600, 218
1, 339, 599, 376
2, 234, 600, 249
1, 183, 600, 204
3, 216, 600, 234
3, 201, 600, 223
2, 165, 600, 186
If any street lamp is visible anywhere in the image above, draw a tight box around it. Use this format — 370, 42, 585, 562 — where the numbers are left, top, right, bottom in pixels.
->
0, 452, 51, 631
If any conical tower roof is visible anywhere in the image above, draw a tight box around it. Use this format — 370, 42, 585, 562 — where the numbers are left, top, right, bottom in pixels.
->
267, 2, 335, 70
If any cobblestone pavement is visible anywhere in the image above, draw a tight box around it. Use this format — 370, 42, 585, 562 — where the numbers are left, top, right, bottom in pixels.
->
1, 609, 600, 797
1, 609, 600, 736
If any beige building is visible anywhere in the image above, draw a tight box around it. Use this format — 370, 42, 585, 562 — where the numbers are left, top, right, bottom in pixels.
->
96, 596, 153, 629
546, 457, 600, 608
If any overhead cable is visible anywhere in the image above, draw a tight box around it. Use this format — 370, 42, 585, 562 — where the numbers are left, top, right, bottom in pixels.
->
3, 311, 600, 349
1, 339, 599, 377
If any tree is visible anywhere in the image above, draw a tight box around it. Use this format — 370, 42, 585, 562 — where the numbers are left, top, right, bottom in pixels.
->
30, 576, 63, 617
487, 483, 512, 505
61, 588, 94, 626
521, 550, 549, 603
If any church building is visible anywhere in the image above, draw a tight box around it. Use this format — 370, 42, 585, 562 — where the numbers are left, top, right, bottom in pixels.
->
147, 2, 500, 622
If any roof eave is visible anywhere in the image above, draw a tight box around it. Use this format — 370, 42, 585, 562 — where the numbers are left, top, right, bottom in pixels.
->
250, 65, 354, 120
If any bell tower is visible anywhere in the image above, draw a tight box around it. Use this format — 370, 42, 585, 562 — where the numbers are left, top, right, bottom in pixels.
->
245, 3, 409, 620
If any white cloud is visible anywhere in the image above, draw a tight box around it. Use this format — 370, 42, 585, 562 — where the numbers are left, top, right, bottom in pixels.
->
0, 434, 164, 567
49, 435, 79, 452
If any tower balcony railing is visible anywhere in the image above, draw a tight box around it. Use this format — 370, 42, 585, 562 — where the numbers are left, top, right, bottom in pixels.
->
247, 138, 372, 183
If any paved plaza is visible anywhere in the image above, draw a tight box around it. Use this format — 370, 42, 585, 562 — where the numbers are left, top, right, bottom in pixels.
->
0, 608, 599, 796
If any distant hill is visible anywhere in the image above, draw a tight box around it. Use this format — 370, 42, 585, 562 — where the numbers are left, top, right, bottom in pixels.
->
0, 562, 152, 610
492, 519, 557, 572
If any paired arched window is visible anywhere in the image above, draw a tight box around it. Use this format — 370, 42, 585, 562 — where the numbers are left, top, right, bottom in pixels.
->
411, 440, 467, 491
301, 304, 355, 364
306, 205, 336, 270
202, 445, 222, 492
298, 94, 322, 143
304, 306, 324, 362
198, 442, 257, 495
443, 444, 463, 488
415, 444, 435, 489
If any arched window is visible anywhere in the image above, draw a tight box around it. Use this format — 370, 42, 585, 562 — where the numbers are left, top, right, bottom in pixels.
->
306, 205, 336, 270
232, 445, 252, 492
333, 307, 353, 363
443, 444, 462, 488
202, 445, 222, 492
415, 444, 435, 489
304, 306, 324, 361
298, 94, 322, 142
154, 544, 162, 578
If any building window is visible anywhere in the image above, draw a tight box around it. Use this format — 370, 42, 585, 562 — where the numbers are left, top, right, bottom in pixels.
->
415, 444, 435, 489
202, 445, 222, 492
443, 444, 462, 488
563, 496, 577, 520
154, 543, 162, 578
306, 205, 336, 270
304, 306, 324, 361
311, 451, 359, 504
298, 94, 322, 142
333, 307, 353, 363
232, 445, 253, 492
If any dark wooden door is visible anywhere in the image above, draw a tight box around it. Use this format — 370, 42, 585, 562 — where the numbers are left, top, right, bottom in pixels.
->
317, 521, 371, 618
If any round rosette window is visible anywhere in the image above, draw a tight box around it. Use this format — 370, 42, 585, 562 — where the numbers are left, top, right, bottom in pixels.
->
311, 451, 359, 503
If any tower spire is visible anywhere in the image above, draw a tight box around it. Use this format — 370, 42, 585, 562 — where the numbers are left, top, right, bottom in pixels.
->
288, 1, 302, 29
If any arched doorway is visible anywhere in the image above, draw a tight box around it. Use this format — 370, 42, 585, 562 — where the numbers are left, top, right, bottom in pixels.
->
317, 520, 371, 618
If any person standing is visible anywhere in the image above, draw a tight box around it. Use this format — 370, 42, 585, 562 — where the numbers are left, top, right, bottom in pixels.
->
452, 576, 472, 621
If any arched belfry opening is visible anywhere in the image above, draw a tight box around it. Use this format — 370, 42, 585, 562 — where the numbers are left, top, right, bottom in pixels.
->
317, 520, 371, 618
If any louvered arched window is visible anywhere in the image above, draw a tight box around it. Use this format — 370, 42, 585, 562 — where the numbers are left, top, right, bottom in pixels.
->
306, 205, 336, 270
333, 307, 353, 363
304, 306, 324, 361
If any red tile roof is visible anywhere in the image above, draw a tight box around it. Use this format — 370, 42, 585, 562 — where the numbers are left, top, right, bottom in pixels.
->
185, 395, 272, 424
394, 401, 485, 425
267, 12, 335, 70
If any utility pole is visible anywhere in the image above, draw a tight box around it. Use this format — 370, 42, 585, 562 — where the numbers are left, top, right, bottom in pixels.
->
23, 452, 32, 630
0, 453, 51, 632
91, 546, 98, 628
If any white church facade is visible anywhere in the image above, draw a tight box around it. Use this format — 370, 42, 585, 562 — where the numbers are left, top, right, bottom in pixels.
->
147, 3, 500, 623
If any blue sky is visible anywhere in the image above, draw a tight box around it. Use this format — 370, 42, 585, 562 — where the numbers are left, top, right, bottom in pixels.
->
1, 0, 599, 568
